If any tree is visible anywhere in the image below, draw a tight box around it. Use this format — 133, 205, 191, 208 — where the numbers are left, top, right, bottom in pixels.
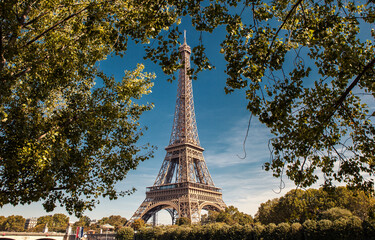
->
98, 215, 127, 230
130, 218, 145, 231
1, 215, 26, 232
3, 0, 372, 218
201, 206, 253, 226
319, 207, 353, 221
36, 213, 69, 232
108, 215, 127, 229
176, 217, 191, 226
28, 224, 45, 233
255, 187, 375, 224
201, 210, 220, 225
36, 214, 69, 233
0, 0, 236, 216
0, 0, 158, 216
37, 215, 53, 227
74, 216, 91, 228
52, 213, 69, 227
116, 227, 134, 240
255, 198, 284, 225
0, 216, 6, 231
217, 0, 375, 191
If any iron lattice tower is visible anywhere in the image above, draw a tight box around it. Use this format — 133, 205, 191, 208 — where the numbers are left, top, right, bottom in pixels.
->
127, 33, 226, 225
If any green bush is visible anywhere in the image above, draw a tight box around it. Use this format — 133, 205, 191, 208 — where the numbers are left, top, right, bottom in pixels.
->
303, 220, 318, 239
225, 224, 251, 240
136, 227, 158, 240
203, 223, 228, 240
253, 223, 265, 240
316, 219, 333, 239
332, 218, 347, 239
262, 223, 276, 240
241, 224, 255, 240
117, 227, 134, 240
49, 226, 67, 233
132, 217, 373, 240
345, 216, 362, 239
290, 223, 303, 240
274, 222, 290, 240
165, 226, 193, 240
176, 217, 191, 226
363, 220, 375, 240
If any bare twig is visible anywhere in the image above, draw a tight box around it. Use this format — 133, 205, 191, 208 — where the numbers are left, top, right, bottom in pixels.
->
237, 112, 253, 159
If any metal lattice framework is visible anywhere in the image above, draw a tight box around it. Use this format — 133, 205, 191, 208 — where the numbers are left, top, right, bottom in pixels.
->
127, 33, 226, 226
169, 37, 200, 146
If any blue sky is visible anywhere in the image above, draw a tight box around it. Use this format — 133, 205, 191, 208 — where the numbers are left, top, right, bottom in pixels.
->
2, 16, 372, 224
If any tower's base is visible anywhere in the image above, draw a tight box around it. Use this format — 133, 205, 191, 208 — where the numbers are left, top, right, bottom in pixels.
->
127, 182, 226, 225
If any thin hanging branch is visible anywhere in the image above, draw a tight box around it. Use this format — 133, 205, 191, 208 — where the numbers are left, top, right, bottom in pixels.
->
237, 112, 253, 159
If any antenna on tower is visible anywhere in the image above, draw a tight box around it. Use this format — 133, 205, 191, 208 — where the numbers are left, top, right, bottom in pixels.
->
184, 30, 186, 43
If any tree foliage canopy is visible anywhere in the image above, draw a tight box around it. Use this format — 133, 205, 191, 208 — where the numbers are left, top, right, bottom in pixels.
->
218, 0, 375, 191
201, 206, 254, 226
319, 207, 353, 221
37, 213, 69, 228
0, 0, 234, 216
116, 226, 134, 240
1, 0, 374, 217
176, 217, 191, 226
73, 215, 91, 228
0, 215, 26, 232
98, 215, 127, 230
255, 187, 375, 224
130, 218, 145, 231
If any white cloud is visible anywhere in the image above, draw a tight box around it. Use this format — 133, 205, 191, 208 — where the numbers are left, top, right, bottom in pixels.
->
201, 116, 307, 216
204, 117, 273, 168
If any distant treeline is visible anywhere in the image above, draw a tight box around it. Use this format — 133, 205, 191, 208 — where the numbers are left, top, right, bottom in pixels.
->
0, 214, 127, 232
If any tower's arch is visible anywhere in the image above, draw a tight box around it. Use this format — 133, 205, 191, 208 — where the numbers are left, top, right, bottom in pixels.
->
140, 201, 179, 223
199, 202, 223, 212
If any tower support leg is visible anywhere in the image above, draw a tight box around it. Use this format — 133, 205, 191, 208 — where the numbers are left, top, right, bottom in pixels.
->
152, 212, 157, 227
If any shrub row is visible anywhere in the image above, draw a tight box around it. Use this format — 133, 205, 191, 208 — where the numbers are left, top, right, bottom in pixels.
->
122, 218, 375, 240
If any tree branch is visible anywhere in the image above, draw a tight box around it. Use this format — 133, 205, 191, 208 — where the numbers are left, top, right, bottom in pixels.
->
10, 67, 32, 79
0, 186, 69, 195
265, 0, 303, 62
37, 126, 60, 141
24, 5, 91, 48
297, 56, 375, 185
23, 12, 48, 27
327, 57, 375, 121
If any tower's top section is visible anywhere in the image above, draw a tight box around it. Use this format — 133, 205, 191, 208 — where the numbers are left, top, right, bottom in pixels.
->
169, 32, 200, 147
178, 30, 191, 54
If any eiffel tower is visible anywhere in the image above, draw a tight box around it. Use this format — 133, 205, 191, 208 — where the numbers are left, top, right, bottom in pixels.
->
127, 32, 226, 225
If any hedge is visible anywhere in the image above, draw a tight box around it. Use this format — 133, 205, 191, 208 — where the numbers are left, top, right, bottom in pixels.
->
132, 219, 375, 240
117, 227, 134, 240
